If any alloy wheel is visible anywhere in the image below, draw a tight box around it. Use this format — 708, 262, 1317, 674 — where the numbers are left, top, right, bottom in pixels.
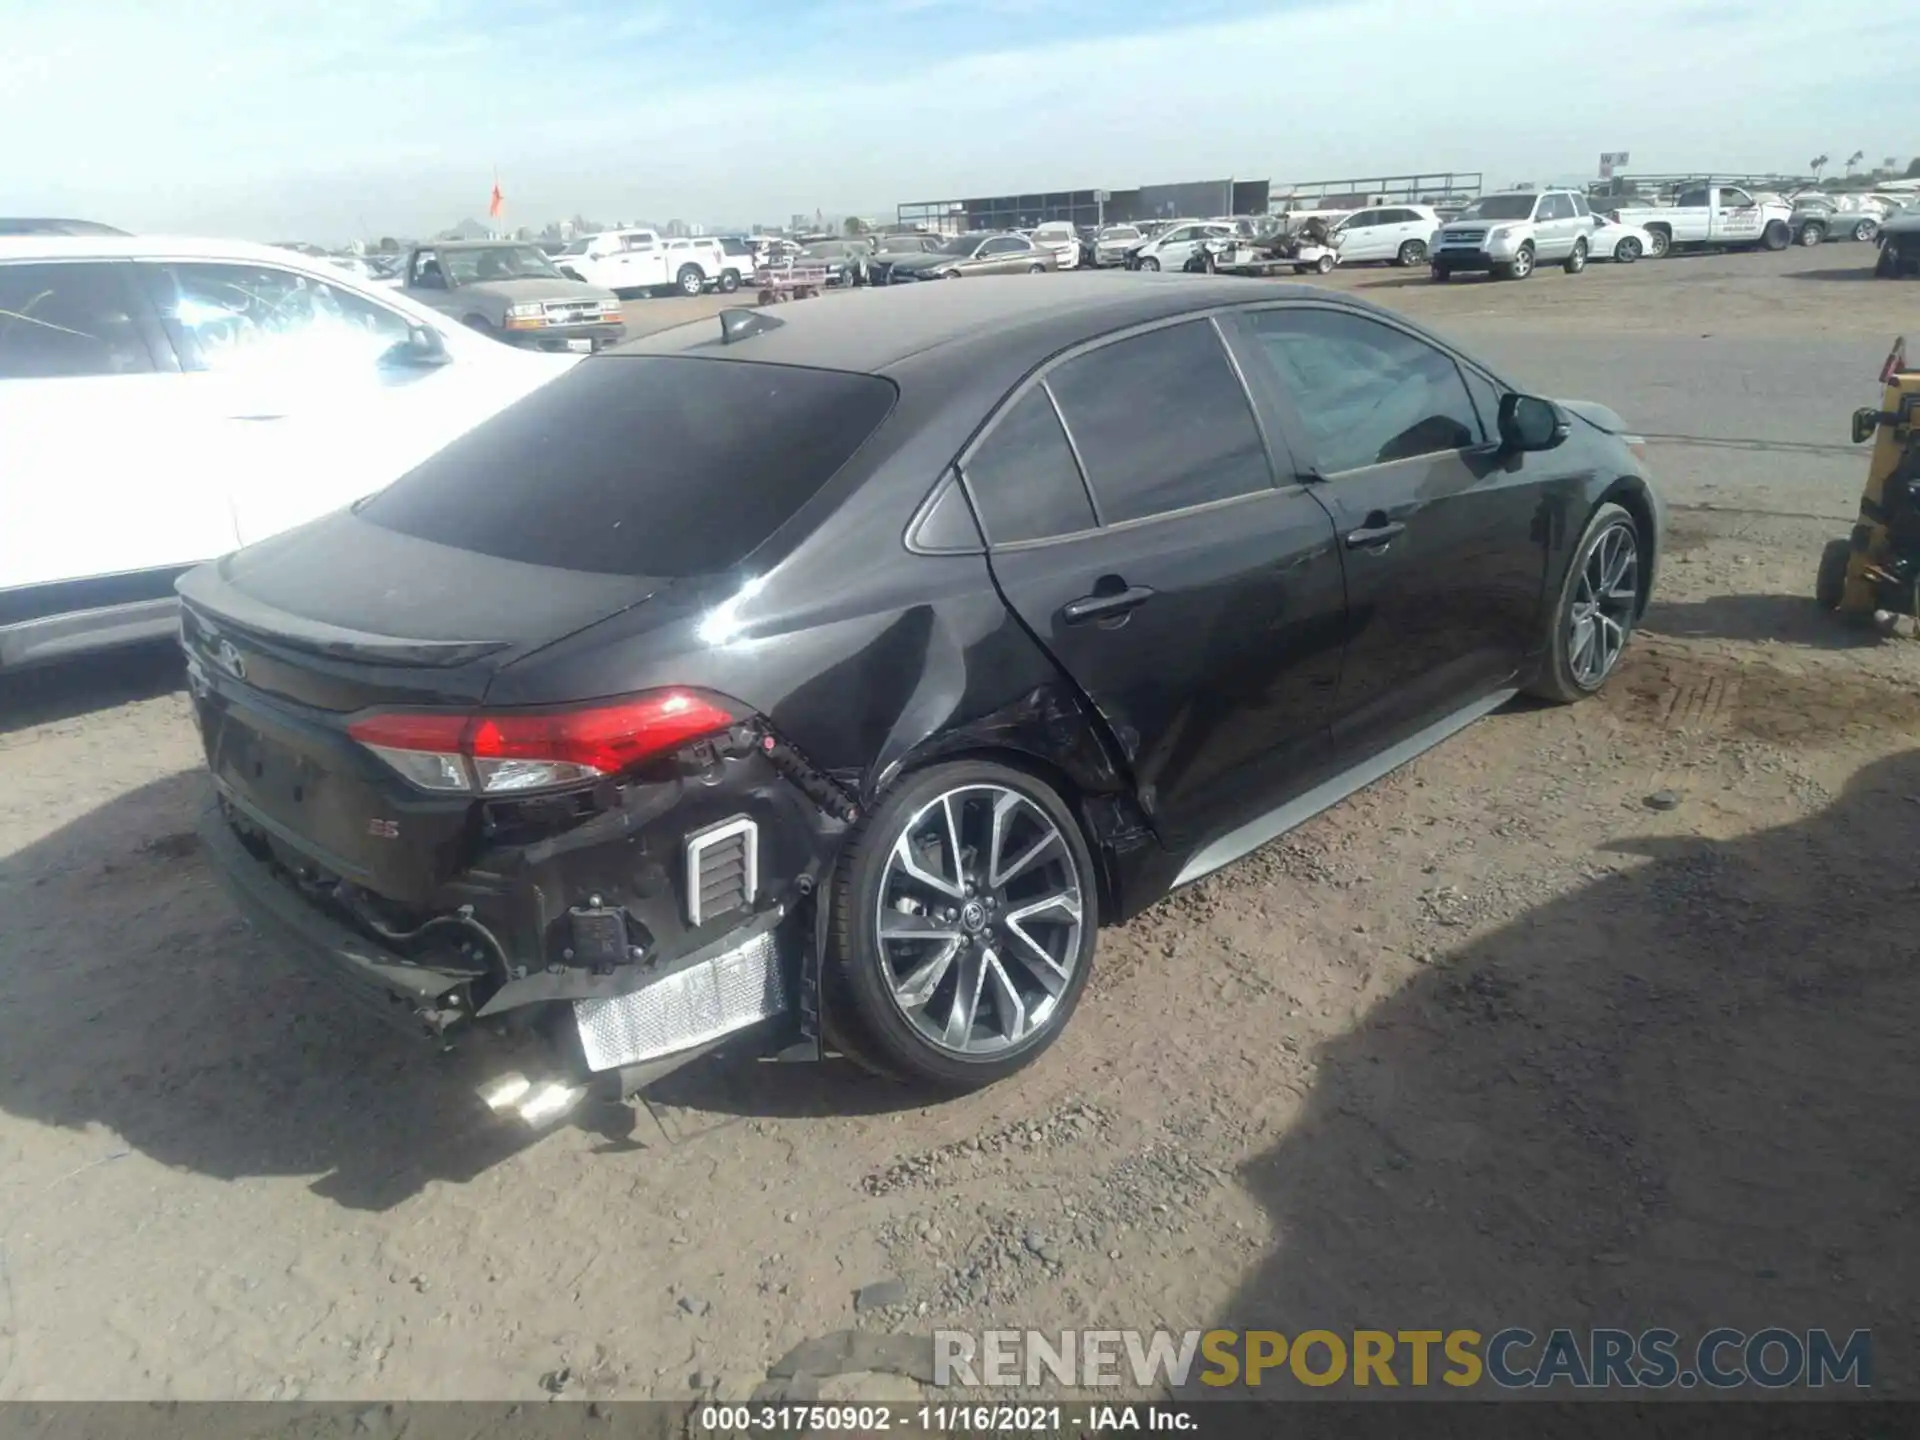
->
1617, 237, 1641, 262
1568, 522, 1639, 689
1648, 230, 1670, 258
1511, 246, 1534, 278
1855, 220, 1880, 243
1398, 240, 1427, 266
874, 784, 1084, 1057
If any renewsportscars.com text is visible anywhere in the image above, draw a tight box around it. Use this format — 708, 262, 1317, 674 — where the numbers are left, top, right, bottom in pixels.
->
934, 1327, 1872, 1390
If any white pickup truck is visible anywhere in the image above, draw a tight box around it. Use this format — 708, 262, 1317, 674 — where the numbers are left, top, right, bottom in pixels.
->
1605, 185, 1793, 258
555, 229, 731, 296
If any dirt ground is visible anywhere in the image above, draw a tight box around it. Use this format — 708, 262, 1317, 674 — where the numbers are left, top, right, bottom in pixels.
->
2, 244, 1916, 1406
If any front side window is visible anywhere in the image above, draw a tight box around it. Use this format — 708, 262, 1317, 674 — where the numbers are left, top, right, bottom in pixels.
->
0, 262, 154, 379
1047, 320, 1272, 524
138, 262, 411, 375
1240, 308, 1481, 474
1677, 189, 1711, 209
963, 388, 1096, 544
1721, 188, 1755, 208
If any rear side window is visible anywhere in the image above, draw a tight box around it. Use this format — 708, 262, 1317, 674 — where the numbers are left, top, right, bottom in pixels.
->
0, 262, 154, 378
1046, 319, 1272, 524
963, 388, 1096, 544
360, 357, 896, 577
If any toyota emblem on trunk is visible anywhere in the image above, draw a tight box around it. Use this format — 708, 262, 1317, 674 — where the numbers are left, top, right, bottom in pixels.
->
213, 640, 246, 680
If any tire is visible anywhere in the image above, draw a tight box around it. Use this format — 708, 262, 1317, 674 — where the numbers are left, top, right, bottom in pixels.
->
1526, 503, 1643, 704
719, 268, 741, 294
1396, 239, 1427, 267
1430, 264, 1451, 283
1028, 263, 1047, 274
1798, 221, 1826, 247
1498, 244, 1535, 280
1816, 537, 1851, 611
1877, 244, 1898, 279
1564, 238, 1588, 274
1646, 228, 1672, 259
676, 265, 704, 296
826, 759, 1099, 1090
1138, 256, 1160, 271
1761, 220, 1790, 252
1854, 219, 1880, 244
1615, 237, 1642, 263
1315, 252, 1336, 274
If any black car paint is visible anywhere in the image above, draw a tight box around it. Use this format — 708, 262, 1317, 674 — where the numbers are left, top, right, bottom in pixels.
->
182, 280, 1656, 1071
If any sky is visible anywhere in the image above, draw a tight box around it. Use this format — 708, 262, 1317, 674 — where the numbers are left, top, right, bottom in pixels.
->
3, 0, 1913, 242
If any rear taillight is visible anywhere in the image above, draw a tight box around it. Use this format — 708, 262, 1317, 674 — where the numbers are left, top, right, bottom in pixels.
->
348, 689, 742, 795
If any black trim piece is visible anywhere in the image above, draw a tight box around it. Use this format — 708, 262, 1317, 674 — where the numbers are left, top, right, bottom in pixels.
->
1040, 377, 1105, 526
0, 564, 192, 627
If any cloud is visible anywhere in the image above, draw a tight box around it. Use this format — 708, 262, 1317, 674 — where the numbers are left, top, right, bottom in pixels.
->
1, 0, 1906, 239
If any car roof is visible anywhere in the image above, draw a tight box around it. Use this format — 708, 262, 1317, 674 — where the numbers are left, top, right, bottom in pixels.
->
617, 271, 1342, 375
0, 234, 354, 265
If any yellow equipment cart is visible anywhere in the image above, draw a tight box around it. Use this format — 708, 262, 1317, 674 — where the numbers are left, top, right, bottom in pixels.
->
1818, 337, 1920, 629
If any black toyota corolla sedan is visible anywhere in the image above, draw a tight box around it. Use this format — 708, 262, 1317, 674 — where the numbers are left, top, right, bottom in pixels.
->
179, 273, 1662, 1115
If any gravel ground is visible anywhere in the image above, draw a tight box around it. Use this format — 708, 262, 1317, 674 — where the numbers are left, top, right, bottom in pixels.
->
1, 243, 1915, 1405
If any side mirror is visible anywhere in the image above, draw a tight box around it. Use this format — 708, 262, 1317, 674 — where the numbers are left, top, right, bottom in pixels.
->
381, 324, 452, 369
1498, 393, 1567, 453
1853, 407, 1883, 445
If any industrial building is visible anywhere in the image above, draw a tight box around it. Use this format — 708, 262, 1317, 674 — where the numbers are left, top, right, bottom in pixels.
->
894, 172, 1483, 233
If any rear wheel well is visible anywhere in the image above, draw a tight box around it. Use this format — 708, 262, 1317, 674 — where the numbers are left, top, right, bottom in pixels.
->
1598, 479, 1656, 617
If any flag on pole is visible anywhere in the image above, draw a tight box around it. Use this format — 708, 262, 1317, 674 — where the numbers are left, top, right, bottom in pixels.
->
489, 176, 504, 220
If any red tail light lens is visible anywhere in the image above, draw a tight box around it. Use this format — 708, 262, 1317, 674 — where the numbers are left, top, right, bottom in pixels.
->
348, 690, 742, 795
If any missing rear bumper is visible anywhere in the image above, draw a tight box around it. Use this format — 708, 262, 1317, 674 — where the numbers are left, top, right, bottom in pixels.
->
574, 926, 786, 1070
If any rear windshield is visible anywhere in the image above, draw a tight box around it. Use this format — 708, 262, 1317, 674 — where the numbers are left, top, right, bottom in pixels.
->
359, 357, 897, 577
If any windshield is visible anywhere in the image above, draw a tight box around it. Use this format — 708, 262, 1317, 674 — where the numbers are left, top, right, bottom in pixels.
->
561, 239, 591, 255
1457, 195, 1539, 221
441, 246, 564, 285
936, 233, 986, 256
1100, 227, 1140, 240
801, 242, 846, 259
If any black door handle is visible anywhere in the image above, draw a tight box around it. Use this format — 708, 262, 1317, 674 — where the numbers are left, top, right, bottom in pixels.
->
1062, 584, 1156, 624
1345, 520, 1406, 549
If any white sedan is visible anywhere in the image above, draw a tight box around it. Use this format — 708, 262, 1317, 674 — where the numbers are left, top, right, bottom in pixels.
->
0, 234, 579, 669
1586, 215, 1657, 263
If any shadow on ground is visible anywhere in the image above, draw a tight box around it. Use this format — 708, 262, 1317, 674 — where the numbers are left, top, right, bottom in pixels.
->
1195, 748, 1920, 1400
1643, 593, 1880, 650
1781, 266, 1881, 284
0, 770, 921, 1210
0, 644, 182, 736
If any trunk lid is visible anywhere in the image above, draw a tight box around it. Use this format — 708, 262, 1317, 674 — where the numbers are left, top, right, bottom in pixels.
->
177, 509, 660, 711
178, 514, 665, 905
